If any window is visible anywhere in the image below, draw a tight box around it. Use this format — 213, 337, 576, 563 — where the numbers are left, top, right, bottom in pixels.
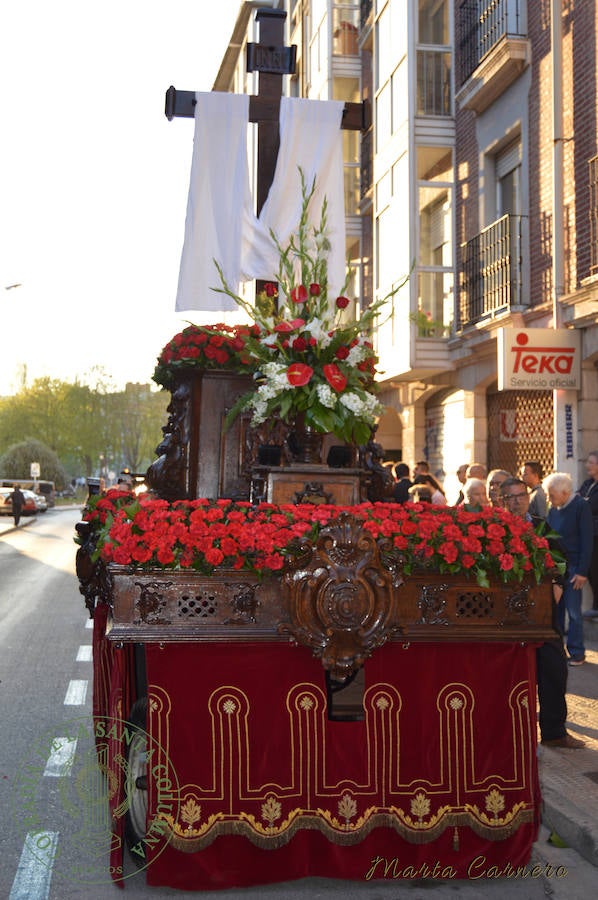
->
496, 140, 521, 217
417, 0, 452, 116
416, 147, 454, 335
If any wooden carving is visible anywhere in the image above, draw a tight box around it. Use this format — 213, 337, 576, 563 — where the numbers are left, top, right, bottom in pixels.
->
145, 380, 191, 500
280, 513, 404, 679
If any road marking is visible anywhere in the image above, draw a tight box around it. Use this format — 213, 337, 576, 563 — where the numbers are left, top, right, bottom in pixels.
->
63, 679, 87, 705
76, 645, 92, 662
43, 737, 77, 777
85, 618, 93, 629
9, 831, 59, 900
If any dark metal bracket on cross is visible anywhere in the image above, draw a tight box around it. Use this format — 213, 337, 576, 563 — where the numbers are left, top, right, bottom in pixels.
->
164, 7, 369, 219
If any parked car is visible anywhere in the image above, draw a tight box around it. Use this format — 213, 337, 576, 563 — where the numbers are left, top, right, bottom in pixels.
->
0, 487, 38, 516
20, 490, 39, 515
32, 492, 48, 513
0, 488, 12, 515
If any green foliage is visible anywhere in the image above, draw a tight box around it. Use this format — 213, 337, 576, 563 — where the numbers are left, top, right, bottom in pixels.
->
0, 439, 68, 489
0, 377, 167, 480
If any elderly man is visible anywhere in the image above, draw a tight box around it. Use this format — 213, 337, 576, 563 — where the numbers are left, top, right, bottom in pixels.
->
501, 477, 584, 748
521, 460, 548, 519
545, 472, 593, 666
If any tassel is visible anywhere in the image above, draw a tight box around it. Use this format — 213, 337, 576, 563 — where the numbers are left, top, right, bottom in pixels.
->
452, 827, 459, 851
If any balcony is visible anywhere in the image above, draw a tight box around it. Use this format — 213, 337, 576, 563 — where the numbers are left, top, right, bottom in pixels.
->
456, 0, 529, 114
459, 214, 525, 328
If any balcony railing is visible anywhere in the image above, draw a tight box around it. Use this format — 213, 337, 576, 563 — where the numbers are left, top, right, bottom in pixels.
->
459, 214, 524, 327
458, 0, 526, 86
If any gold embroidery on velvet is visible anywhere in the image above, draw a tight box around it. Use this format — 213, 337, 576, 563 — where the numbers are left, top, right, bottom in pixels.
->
338, 793, 357, 827
261, 795, 282, 830
181, 797, 202, 831
485, 789, 506, 819
149, 678, 537, 851
157, 805, 536, 852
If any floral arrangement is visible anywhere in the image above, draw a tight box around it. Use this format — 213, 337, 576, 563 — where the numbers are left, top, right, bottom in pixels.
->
81, 489, 564, 587
153, 323, 257, 390
152, 170, 405, 445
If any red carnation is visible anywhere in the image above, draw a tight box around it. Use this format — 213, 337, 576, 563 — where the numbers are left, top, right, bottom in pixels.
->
264, 282, 277, 297
336, 296, 350, 309
309, 283, 320, 296
335, 346, 349, 360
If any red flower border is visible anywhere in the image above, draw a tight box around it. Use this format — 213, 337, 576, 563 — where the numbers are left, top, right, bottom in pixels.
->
82, 490, 563, 587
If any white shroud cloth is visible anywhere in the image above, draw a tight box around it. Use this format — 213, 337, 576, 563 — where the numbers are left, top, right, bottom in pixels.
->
175, 93, 346, 313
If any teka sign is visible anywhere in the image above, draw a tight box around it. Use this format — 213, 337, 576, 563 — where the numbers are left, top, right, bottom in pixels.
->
497, 327, 581, 391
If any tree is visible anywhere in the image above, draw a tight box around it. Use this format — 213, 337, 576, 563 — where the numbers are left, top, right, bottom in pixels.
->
0, 439, 69, 489
0, 375, 167, 481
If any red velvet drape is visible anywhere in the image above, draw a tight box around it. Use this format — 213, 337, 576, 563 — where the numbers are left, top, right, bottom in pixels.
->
140, 640, 540, 890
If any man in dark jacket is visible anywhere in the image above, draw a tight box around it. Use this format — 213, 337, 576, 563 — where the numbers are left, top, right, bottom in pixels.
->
501, 477, 584, 748
10, 485, 26, 526
545, 472, 593, 666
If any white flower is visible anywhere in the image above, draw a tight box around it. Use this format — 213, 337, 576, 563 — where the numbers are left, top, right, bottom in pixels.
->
339, 391, 382, 422
316, 383, 336, 408
346, 344, 368, 366
305, 317, 333, 348
250, 398, 269, 424
339, 392, 364, 414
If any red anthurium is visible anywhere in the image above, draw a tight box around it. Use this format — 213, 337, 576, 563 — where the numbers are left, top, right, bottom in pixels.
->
291, 285, 308, 304
274, 318, 305, 333
286, 363, 314, 387
336, 296, 350, 309
309, 283, 320, 296
323, 363, 347, 392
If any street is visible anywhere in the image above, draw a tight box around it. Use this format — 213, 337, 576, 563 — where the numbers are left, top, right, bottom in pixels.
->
0, 508, 597, 899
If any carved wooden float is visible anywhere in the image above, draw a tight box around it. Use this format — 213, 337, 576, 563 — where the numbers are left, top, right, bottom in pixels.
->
105, 513, 555, 679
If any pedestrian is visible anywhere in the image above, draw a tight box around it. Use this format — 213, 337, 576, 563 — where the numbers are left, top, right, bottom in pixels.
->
461, 477, 489, 511
413, 460, 430, 479
466, 462, 487, 481
392, 463, 412, 504
411, 473, 447, 505
521, 460, 548, 519
578, 450, 598, 619
487, 468, 511, 507
455, 463, 468, 504
545, 472, 593, 666
10, 484, 25, 526
500, 477, 584, 748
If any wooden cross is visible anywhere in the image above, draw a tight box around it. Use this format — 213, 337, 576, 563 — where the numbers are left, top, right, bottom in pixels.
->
165, 7, 369, 218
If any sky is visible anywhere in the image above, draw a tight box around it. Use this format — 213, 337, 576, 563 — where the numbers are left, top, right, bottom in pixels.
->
0, 0, 244, 395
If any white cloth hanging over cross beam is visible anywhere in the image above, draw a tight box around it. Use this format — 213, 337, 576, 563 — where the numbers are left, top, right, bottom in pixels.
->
175, 93, 346, 313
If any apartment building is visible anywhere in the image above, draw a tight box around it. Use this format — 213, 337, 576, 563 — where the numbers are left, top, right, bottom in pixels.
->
213, 1, 598, 488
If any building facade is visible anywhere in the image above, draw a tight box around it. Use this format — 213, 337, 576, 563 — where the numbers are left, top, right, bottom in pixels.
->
215, 0, 598, 494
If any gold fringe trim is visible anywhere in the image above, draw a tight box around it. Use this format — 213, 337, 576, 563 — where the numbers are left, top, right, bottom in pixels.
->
157, 805, 536, 852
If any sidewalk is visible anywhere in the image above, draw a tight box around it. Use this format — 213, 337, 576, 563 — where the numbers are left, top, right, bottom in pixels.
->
2, 505, 596, 871
537, 619, 598, 868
